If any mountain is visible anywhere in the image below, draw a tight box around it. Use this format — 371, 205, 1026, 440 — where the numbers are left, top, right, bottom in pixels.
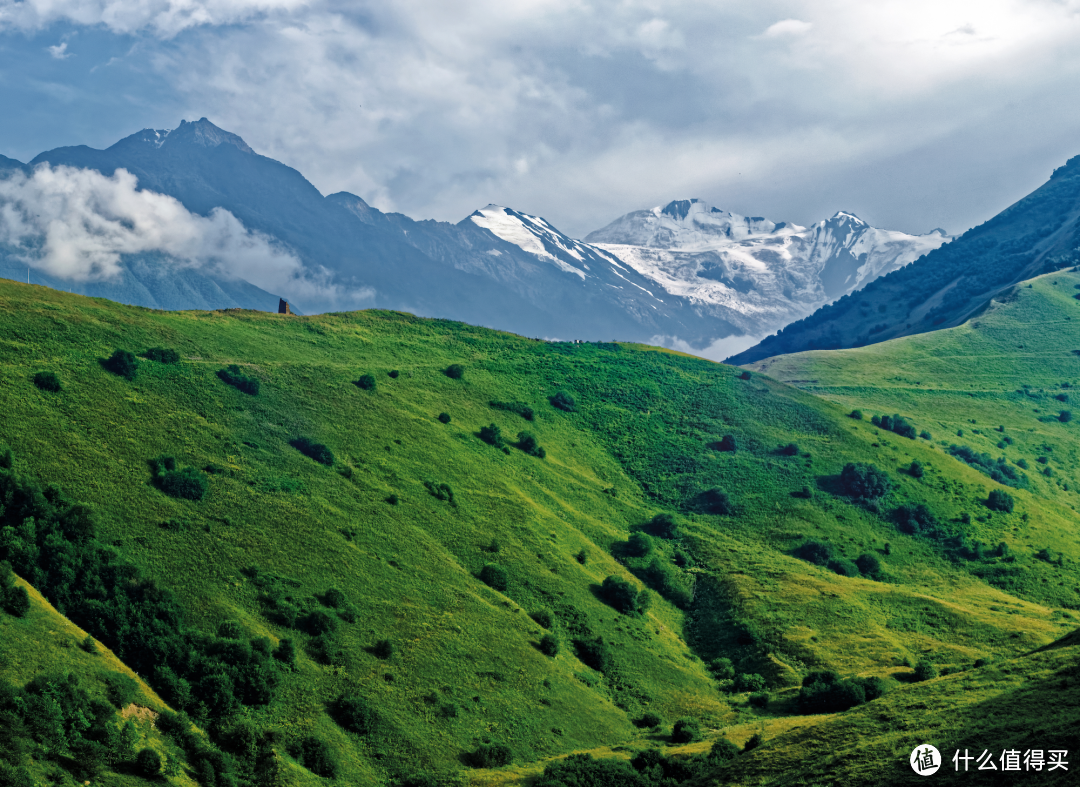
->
2, 279, 1079, 784
2, 119, 940, 356
585, 199, 949, 351
727, 155, 1080, 365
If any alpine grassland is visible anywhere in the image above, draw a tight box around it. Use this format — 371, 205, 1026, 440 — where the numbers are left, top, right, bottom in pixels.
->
0, 279, 1078, 786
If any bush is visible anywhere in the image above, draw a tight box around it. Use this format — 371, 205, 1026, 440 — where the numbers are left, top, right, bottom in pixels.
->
144, 347, 180, 363
549, 391, 576, 412
840, 462, 892, 499
480, 564, 509, 592
157, 467, 208, 501
794, 540, 832, 566
573, 638, 614, 673
490, 400, 534, 420
625, 532, 653, 557
894, 503, 939, 536
743, 733, 763, 752
920, 430, 932, 440
539, 634, 559, 657
424, 480, 454, 503
4, 585, 30, 618
909, 460, 924, 478
300, 610, 337, 636
849, 409, 863, 419
479, 423, 504, 447
780, 442, 799, 456
734, 673, 766, 693
644, 513, 678, 539
1061, 410, 1073, 423
33, 371, 61, 392
719, 434, 737, 452
671, 718, 701, 743
291, 437, 334, 466
294, 735, 339, 778
217, 364, 259, 395
797, 671, 874, 713
355, 373, 377, 391
105, 349, 138, 380
633, 712, 662, 728
517, 431, 546, 458
273, 639, 296, 666
913, 659, 937, 682
827, 558, 860, 577
136, 748, 162, 777
372, 639, 393, 659
855, 553, 883, 580
695, 487, 735, 515
388, 369, 400, 378
445, 364, 465, 379
432, 412, 451, 426
332, 695, 378, 734
988, 489, 1015, 512
709, 739, 740, 762
748, 691, 770, 708
600, 575, 647, 615
709, 657, 735, 680
463, 743, 512, 768
530, 609, 554, 629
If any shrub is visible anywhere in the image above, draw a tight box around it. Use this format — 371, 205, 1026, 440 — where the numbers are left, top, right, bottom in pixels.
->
294, 735, 339, 778
709, 739, 740, 762
33, 371, 61, 392
322, 587, 347, 608
80, 635, 97, 653
909, 460, 924, 478
794, 540, 832, 566
719, 434, 737, 452
920, 430, 932, 440
1061, 410, 1073, 423
549, 391, 576, 412
987, 489, 1015, 513
217, 364, 259, 395
105, 349, 138, 380
827, 558, 860, 577
438, 412, 451, 424
424, 480, 454, 503
291, 437, 334, 466
157, 467, 208, 501
626, 532, 653, 557
855, 553, 883, 580
273, 639, 296, 666
734, 673, 766, 693
780, 442, 799, 456
445, 364, 465, 379
480, 564, 509, 592
301, 610, 337, 636
695, 488, 735, 515
798, 672, 870, 713
136, 748, 162, 777
840, 462, 891, 499
539, 634, 559, 657
372, 639, 393, 659
644, 513, 679, 539
709, 657, 735, 680
739, 370, 752, 380
144, 347, 180, 363
576, 549, 587, 564
479, 423, 504, 447
218, 620, 244, 638
633, 712, 662, 728
600, 575, 646, 615
332, 695, 378, 734
0, 446, 11, 469
530, 609, 554, 629
573, 638, 614, 673
490, 400, 534, 420
849, 409, 863, 420
355, 373, 377, 391
913, 659, 937, 682
517, 431, 546, 458
748, 691, 770, 708
743, 733, 763, 752
671, 718, 701, 744
4, 585, 30, 618
463, 743, 512, 768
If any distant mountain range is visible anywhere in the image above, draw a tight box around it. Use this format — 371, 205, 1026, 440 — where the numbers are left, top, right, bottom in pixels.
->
0, 118, 946, 353
727, 154, 1080, 365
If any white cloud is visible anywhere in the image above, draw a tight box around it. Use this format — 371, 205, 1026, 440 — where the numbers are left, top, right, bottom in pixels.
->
762, 19, 813, 38
46, 41, 71, 59
0, 164, 358, 305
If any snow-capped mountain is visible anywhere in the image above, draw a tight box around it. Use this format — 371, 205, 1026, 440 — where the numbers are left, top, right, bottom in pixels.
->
582, 199, 950, 351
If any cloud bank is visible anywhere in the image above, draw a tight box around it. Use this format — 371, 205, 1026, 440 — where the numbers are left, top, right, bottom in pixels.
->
0, 164, 354, 303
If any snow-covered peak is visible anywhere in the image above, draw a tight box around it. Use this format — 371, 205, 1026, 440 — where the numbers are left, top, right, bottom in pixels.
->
468, 205, 592, 279
585, 198, 803, 249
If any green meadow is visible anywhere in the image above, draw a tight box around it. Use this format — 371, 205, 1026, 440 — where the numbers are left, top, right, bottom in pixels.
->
0, 277, 1077, 786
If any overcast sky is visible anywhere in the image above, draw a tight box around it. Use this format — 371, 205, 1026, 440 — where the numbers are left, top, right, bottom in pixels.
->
3, 0, 1080, 239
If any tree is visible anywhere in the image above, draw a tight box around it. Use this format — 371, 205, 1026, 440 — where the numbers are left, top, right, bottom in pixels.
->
539, 634, 559, 657
480, 564, 509, 591
780, 442, 799, 456
987, 489, 1015, 512
157, 467, 208, 501
273, 639, 296, 667
696, 488, 735, 515
479, 424, 503, 448
719, 434, 737, 452
1060, 410, 1072, 423
644, 513, 678, 539
144, 347, 181, 363
600, 575, 646, 614
33, 371, 61, 392
840, 462, 891, 500
709, 657, 735, 680
291, 437, 334, 466
438, 412, 451, 424
517, 431, 546, 458
633, 712, 661, 728
913, 658, 937, 682
355, 374, 377, 391
445, 364, 465, 379
909, 460, 924, 478
372, 639, 394, 659
549, 391, 576, 412
671, 718, 701, 743
734, 673, 766, 692
573, 638, 614, 673
626, 532, 653, 557
849, 410, 863, 420
530, 609, 554, 628
332, 695, 377, 734
136, 748, 162, 777
105, 349, 138, 380
4, 585, 30, 618
855, 553, 883, 581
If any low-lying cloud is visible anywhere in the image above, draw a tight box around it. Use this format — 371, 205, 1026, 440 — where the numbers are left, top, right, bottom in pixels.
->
0, 164, 360, 306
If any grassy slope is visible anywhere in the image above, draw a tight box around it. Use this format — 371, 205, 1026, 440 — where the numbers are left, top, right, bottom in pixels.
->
0, 278, 1077, 784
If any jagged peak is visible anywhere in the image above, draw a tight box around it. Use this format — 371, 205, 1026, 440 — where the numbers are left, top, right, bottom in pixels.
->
161, 118, 254, 154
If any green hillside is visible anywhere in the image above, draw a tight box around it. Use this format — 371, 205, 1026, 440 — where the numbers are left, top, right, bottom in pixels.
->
0, 279, 1077, 786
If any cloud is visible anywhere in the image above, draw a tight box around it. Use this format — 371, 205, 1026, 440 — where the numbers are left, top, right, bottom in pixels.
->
0, 164, 359, 305
649, 333, 765, 364
46, 41, 71, 59
762, 19, 813, 38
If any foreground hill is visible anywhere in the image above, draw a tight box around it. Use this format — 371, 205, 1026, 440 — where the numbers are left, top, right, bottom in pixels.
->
0, 280, 1078, 785
729, 154, 1080, 364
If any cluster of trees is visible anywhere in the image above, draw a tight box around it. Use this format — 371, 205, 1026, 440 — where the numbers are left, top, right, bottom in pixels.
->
532, 738, 745, 787
871, 414, 917, 439
793, 540, 883, 580
947, 445, 1027, 488
599, 575, 651, 616
840, 462, 892, 500
797, 670, 887, 713
0, 561, 29, 617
